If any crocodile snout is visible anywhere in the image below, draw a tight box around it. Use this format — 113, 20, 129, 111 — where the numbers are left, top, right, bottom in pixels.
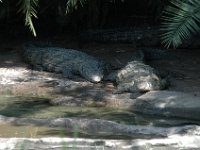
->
91, 75, 102, 83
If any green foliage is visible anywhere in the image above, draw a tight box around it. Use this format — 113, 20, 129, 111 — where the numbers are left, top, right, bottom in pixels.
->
66, 0, 86, 14
0, 0, 10, 19
5, 0, 200, 44
0, 0, 128, 36
145, 0, 168, 13
28, 0, 125, 35
18, 0, 39, 37
161, 0, 200, 48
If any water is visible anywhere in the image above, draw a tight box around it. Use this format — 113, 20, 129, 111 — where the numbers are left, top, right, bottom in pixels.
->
0, 95, 200, 147
0, 123, 56, 138
0, 95, 141, 138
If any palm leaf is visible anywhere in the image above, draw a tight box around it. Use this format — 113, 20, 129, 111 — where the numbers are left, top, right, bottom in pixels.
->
66, 0, 86, 14
18, 0, 38, 36
161, 0, 200, 48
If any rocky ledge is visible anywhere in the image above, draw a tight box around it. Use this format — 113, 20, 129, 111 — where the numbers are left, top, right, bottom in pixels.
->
1, 67, 200, 120
1, 135, 200, 150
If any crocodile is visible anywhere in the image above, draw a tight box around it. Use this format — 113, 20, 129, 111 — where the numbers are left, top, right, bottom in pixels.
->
80, 27, 200, 48
104, 60, 169, 93
23, 42, 109, 83
109, 48, 177, 70
23, 42, 170, 93
80, 27, 161, 47
103, 48, 172, 93
114, 61, 169, 93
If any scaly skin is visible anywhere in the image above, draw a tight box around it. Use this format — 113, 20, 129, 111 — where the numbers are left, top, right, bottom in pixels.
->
23, 42, 170, 93
101, 48, 171, 93
115, 61, 169, 93
80, 27, 161, 46
23, 43, 107, 83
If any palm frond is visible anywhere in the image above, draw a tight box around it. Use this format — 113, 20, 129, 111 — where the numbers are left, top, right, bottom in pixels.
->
18, 0, 38, 36
161, 0, 200, 48
66, 0, 86, 14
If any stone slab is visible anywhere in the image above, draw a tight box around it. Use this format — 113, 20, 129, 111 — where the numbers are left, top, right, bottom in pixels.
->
1, 135, 200, 150
132, 91, 200, 120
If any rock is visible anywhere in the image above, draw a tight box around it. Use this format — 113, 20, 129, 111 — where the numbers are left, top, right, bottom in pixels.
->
132, 91, 200, 120
0, 115, 200, 138
1, 136, 200, 150
50, 90, 140, 108
51, 90, 200, 121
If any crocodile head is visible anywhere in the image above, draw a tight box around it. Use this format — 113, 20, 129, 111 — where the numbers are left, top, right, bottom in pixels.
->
80, 62, 104, 83
83, 67, 104, 83
90, 75, 102, 82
